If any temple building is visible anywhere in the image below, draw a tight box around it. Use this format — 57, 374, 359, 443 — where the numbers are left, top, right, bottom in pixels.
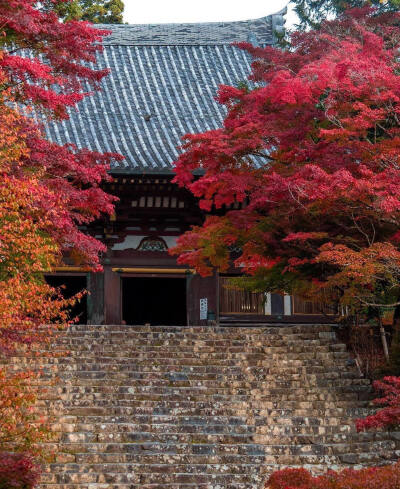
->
44, 9, 325, 326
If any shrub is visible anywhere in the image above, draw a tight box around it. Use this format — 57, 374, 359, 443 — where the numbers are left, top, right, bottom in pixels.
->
266, 462, 400, 489
0, 452, 40, 489
356, 376, 400, 431
268, 468, 314, 489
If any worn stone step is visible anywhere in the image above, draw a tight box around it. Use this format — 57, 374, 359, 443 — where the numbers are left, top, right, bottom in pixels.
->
38, 485, 250, 489
49, 433, 378, 448
53, 430, 397, 449
41, 438, 398, 457
44, 401, 373, 420
35, 402, 365, 419
47, 323, 333, 332
40, 472, 265, 485
22, 323, 397, 489
44, 446, 399, 465
14, 360, 355, 373
53, 419, 388, 438
17, 357, 349, 370
35, 342, 347, 354
35, 393, 370, 407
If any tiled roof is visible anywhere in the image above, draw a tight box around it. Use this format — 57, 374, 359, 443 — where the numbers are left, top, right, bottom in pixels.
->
99, 13, 283, 46
45, 9, 285, 173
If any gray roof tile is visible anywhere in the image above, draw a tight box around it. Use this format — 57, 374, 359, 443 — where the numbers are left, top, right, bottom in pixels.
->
44, 10, 285, 173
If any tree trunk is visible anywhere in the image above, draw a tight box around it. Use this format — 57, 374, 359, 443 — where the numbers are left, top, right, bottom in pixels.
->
393, 303, 400, 333
379, 315, 390, 363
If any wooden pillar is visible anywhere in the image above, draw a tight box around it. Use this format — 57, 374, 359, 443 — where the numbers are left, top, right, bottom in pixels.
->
284, 294, 292, 316
87, 272, 105, 325
104, 266, 122, 324
187, 271, 218, 326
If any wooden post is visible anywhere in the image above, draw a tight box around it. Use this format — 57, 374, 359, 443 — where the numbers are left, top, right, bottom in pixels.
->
187, 271, 218, 326
87, 272, 105, 325
104, 266, 122, 325
379, 315, 390, 363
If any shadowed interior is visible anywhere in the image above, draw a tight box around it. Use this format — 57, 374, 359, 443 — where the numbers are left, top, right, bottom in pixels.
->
122, 277, 186, 325
45, 275, 88, 324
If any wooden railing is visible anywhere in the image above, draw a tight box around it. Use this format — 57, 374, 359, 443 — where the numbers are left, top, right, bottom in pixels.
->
219, 277, 264, 314
292, 295, 336, 315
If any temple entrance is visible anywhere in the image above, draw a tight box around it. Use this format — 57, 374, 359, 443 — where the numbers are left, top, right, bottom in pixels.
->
45, 274, 88, 324
122, 277, 187, 325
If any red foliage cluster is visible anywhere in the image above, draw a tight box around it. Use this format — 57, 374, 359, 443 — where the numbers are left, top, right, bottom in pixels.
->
0, 0, 110, 118
0, 0, 121, 474
0, 82, 120, 270
267, 462, 400, 489
171, 7, 400, 307
0, 1, 124, 269
20, 116, 121, 269
0, 452, 40, 489
356, 376, 400, 431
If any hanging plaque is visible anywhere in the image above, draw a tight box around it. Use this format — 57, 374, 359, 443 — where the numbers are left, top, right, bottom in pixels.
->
200, 298, 208, 320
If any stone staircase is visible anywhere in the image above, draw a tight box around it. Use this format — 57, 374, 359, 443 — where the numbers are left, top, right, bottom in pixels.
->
13, 324, 400, 489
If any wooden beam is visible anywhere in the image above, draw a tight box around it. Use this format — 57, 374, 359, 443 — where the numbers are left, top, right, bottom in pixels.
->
52, 267, 88, 273
112, 267, 195, 274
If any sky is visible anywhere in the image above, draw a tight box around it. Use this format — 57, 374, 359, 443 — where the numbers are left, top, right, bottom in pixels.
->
123, 0, 298, 27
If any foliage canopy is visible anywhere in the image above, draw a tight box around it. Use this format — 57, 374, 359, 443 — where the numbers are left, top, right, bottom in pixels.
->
172, 7, 400, 313
58, 0, 125, 24
291, 0, 400, 30
0, 0, 121, 467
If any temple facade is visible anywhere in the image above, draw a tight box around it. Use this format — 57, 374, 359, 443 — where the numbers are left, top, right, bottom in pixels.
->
44, 9, 325, 326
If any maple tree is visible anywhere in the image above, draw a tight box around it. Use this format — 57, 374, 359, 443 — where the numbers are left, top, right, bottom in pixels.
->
0, 0, 110, 118
0, 1, 123, 269
291, 0, 400, 30
0, 0, 121, 480
0, 452, 40, 489
0, 95, 82, 457
356, 376, 400, 431
172, 7, 400, 322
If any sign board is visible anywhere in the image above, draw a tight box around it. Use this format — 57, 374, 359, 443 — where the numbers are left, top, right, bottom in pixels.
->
200, 298, 208, 320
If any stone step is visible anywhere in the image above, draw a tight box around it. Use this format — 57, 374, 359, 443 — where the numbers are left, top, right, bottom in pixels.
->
48, 323, 334, 332
12, 359, 354, 371
54, 430, 397, 447
34, 389, 369, 404
38, 485, 256, 489
46, 426, 369, 443
49, 431, 381, 447
43, 405, 371, 420
35, 398, 366, 416
43, 446, 400, 465
32, 366, 359, 377
38, 340, 347, 349
41, 438, 399, 455
15, 354, 350, 366
39, 472, 264, 485
20, 359, 356, 370
33, 384, 370, 400
23, 323, 398, 489
40, 451, 398, 485
57, 427, 365, 443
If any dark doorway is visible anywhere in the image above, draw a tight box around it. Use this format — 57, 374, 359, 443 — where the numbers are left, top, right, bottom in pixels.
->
271, 293, 284, 316
122, 277, 186, 326
45, 275, 87, 324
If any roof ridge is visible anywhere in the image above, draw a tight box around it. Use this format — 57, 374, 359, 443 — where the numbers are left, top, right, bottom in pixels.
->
96, 8, 286, 46
98, 8, 285, 29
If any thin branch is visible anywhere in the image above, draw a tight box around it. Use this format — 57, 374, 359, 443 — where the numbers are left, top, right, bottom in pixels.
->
351, 212, 373, 246
354, 296, 400, 308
